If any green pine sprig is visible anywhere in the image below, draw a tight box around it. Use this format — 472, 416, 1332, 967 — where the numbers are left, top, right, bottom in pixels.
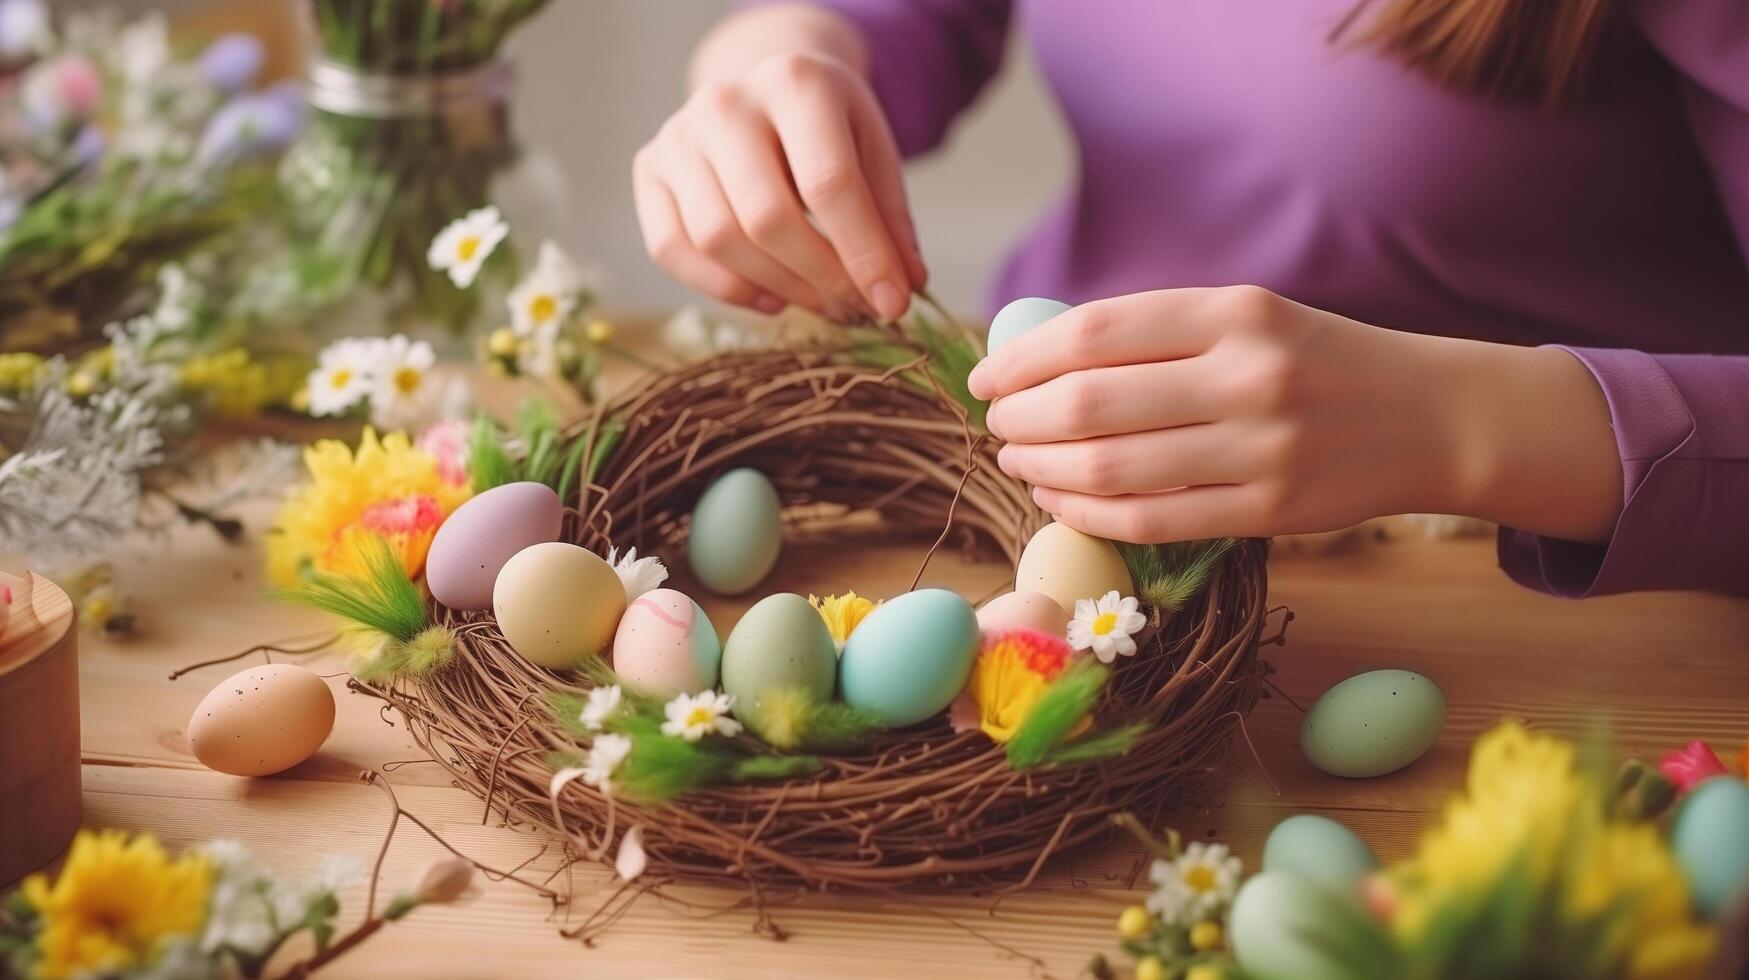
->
1006, 659, 1110, 769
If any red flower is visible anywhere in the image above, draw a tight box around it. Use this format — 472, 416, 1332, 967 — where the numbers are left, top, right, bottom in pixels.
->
1659, 740, 1730, 792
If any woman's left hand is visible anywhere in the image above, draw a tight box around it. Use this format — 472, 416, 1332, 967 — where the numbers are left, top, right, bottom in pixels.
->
965, 286, 1624, 544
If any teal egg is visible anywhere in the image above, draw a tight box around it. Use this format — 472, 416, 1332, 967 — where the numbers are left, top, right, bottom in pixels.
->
1229, 872, 1356, 980
720, 593, 836, 722
1301, 669, 1444, 778
687, 467, 782, 596
986, 296, 1071, 353
1262, 814, 1377, 893
839, 589, 979, 727
1672, 776, 1749, 918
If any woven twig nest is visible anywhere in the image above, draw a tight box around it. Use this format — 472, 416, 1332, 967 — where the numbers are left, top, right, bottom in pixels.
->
374, 342, 1271, 896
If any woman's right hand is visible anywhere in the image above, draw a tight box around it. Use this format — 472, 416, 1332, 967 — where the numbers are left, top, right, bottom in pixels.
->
632, 50, 926, 322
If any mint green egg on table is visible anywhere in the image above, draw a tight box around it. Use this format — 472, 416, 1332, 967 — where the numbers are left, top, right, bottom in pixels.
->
1671, 776, 1749, 918
687, 467, 782, 596
1229, 872, 1358, 980
720, 593, 837, 722
1262, 814, 1378, 893
986, 296, 1071, 353
839, 589, 979, 727
1301, 668, 1445, 777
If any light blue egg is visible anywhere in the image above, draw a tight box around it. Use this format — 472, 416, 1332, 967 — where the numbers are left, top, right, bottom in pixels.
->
986, 296, 1071, 353
687, 468, 782, 596
1672, 776, 1749, 918
1262, 814, 1377, 893
1301, 669, 1444, 778
839, 589, 979, 727
721, 593, 836, 722
1230, 872, 1357, 980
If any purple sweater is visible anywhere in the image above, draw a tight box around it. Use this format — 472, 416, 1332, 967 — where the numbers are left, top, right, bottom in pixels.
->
790, 0, 1749, 596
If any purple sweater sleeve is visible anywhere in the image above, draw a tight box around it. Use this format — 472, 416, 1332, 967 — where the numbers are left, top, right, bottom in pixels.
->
763, 0, 1014, 156
1499, 0, 1749, 596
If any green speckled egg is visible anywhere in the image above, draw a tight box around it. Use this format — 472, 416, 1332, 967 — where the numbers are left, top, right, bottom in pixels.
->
839, 589, 979, 727
1301, 669, 1444, 778
1262, 814, 1377, 892
987, 296, 1070, 353
687, 468, 782, 596
1672, 777, 1749, 918
720, 593, 836, 722
1230, 872, 1356, 980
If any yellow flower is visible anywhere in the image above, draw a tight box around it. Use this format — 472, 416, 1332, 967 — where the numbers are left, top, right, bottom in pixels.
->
64, 370, 95, 398
963, 629, 1077, 743
1184, 965, 1225, 980
267, 428, 472, 587
1134, 956, 1166, 980
20, 831, 212, 980
179, 348, 276, 416
487, 326, 518, 358
0, 351, 44, 393
809, 591, 878, 653
1116, 904, 1151, 940
1188, 919, 1224, 951
584, 318, 613, 344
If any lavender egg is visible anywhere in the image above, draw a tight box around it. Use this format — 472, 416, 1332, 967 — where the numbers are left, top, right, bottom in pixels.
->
426, 481, 562, 611
611, 588, 722, 699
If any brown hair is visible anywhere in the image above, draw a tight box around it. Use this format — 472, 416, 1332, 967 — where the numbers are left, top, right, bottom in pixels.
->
1337, 0, 1619, 108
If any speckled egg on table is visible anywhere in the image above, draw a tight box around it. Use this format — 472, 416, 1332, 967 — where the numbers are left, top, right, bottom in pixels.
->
976, 590, 1069, 639
1671, 776, 1749, 918
426, 481, 563, 610
1300, 668, 1444, 778
840, 589, 979, 727
492, 542, 625, 669
1014, 521, 1133, 616
611, 588, 721, 699
986, 296, 1071, 353
687, 467, 783, 596
188, 664, 335, 777
720, 593, 836, 721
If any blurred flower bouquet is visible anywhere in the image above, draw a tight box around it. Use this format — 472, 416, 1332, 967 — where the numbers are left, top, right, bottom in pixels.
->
281, 0, 566, 335
0, 4, 300, 355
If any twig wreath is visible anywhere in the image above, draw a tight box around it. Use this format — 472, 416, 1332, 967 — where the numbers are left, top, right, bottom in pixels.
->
311, 315, 1276, 905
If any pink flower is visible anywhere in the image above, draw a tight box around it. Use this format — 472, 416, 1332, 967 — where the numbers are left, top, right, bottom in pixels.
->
1659, 740, 1730, 792
22, 53, 102, 129
416, 418, 472, 487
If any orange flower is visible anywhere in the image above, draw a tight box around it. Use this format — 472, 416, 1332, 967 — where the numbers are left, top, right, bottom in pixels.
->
951, 629, 1078, 743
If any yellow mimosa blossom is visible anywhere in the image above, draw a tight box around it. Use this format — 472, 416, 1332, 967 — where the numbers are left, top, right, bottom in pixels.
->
267, 427, 472, 586
21, 830, 212, 980
0, 351, 44, 393
179, 347, 277, 416
809, 591, 878, 653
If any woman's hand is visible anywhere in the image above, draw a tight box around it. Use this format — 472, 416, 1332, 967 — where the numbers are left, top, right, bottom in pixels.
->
966, 286, 1625, 544
633, 10, 926, 323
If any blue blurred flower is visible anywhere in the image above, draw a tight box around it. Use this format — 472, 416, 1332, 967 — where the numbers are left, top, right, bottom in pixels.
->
196, 88, 304, 168
70, 124, 105, 168
198, 33, 264, 94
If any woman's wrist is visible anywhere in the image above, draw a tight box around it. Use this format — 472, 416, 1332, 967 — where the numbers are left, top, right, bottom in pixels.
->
689, 3, 868, 90
1434, 337, 1624, 543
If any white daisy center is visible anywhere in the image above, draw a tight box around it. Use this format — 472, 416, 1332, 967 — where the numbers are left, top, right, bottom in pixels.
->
1092, 611, 1119, 636
328, 368, 353, 390
528, 293, 558, 323
392, 366, 422, 395
685, 706, 714, 728
1182, 863, 1217, 892
456, 236, 481, 262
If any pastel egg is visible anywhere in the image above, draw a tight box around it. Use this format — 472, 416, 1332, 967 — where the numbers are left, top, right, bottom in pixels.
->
426, 481, 563, 610
840, 589, 979, 727
1672, 776, 1749, 918
1262, 814, 1377, 893
188, 664, 335, 777
1230, 872, 1356, 980
976, 590, 1069, 639
720, 593, 836, 721
492, 542, 625, 669
987, 296, 1071, 353
1014, 522, 1134, 615
1301, 669, 1444, 778
610, 588, 721, 699
687, 468, 782, 596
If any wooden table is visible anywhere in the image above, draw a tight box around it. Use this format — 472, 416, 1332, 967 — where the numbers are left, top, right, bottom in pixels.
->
33, 510, 1749, 978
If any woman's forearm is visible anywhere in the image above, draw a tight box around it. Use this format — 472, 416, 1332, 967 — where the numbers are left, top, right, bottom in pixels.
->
1435, 337, 1624, 544
688, 3, 868, 90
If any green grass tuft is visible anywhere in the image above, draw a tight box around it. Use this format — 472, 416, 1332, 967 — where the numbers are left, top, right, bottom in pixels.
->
467, 413, 517, 492
1118, 538, 1236, 612
270, 536, 430, 642
1006, 659, 1108, 769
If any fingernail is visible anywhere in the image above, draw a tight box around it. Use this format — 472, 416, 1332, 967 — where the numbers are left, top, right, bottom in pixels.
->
870, 281, 906, 321
753, 292, 785, 315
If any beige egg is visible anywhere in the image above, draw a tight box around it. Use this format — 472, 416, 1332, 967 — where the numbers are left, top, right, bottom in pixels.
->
492, 542, 626, 669
976, 590, 1071, 638
188, 664, 335, 777
1014, 522, 1134, 614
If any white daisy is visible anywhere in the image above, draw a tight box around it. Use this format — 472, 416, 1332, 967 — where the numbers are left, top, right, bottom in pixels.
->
607, 545, 669, 602
1146, 842, 1242, 924
660, 691, 742, 742
305, 337, 380, 417
579, 684, 623, 732
507, 240, 584, 337
427, 205, 509, 288
1067, 591, 1147, 664
366, 334, 441, 430
582, 733, 633, 795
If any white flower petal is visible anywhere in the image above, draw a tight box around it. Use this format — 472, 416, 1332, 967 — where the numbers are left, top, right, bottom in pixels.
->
615, 825, 647, 882
549, 766, 588, 800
